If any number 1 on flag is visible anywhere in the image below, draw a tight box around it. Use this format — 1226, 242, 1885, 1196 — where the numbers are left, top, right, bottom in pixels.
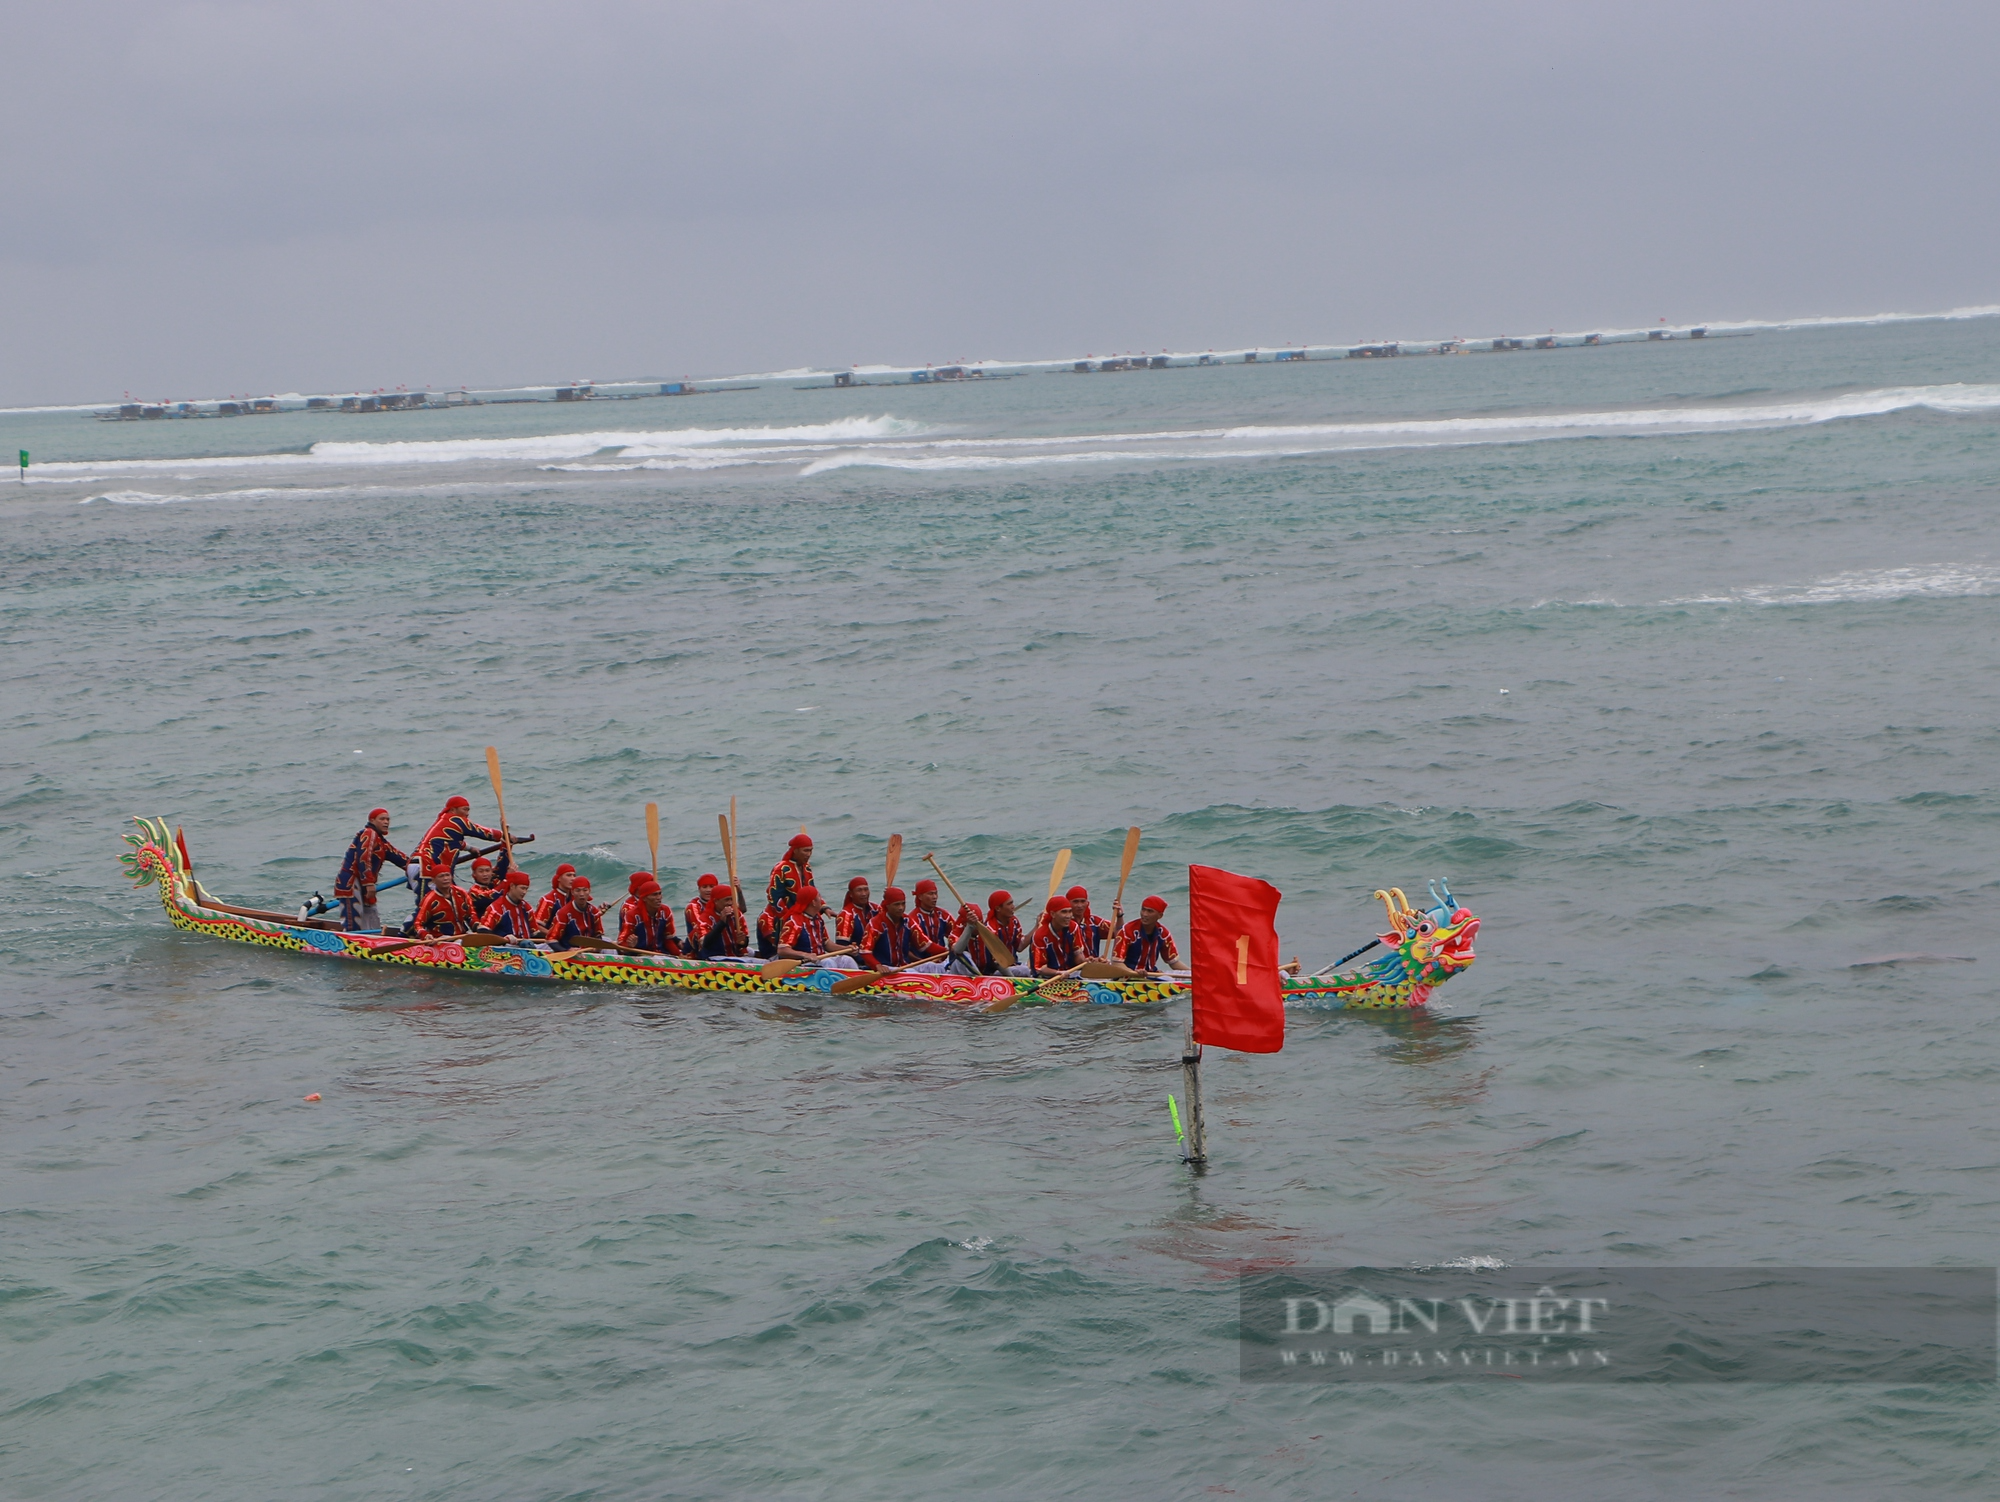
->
1235, 934, 1249, 984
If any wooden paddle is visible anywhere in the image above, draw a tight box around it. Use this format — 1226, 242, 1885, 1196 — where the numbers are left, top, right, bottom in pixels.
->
1085, 824, 1143, 962
646, 802, 659, 877
759, 956, 802, 980
720, 810, 748, 936
1046, 848, 1072, 900
923, 852, 1015, 970
484, 746, 513, 860
884, 833, 902, 891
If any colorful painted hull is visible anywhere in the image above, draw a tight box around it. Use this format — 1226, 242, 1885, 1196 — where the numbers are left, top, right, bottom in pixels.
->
119, 818, 1184, 1008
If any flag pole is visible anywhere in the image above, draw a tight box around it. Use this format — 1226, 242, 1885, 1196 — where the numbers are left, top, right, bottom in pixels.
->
1180, 1022, 1207, 1166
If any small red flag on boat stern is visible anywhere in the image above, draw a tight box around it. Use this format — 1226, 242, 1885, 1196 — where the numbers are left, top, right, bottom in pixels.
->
1187, 864, 1284, 1053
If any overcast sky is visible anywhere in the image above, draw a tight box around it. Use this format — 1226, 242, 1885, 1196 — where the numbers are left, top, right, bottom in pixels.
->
4, 1, 1995, 404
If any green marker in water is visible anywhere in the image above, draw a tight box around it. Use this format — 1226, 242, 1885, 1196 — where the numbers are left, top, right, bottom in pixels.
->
17, 450, 26, 482
1167, 1093, 1184, 1143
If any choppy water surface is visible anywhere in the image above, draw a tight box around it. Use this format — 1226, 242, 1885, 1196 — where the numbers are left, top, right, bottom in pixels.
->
4, 319, 1997, 1498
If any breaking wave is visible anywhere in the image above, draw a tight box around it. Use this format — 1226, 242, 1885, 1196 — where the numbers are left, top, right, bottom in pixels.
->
42, 381, 2000, 499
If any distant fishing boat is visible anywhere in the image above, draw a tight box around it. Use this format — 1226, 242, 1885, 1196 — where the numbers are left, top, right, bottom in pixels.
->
119, 818, 1477, 1012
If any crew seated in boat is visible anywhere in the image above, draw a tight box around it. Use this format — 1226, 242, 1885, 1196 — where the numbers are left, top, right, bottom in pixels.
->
1029, 894, 1088, 975
835, 877, 876, 950
411, 865, 481, 939
478, 870, 537, 940
542, 876, 604, 945
465, 849, 514, 918
334, 807, 410, 933
1065, 884, 1115, 958
686, 881, 750, 959
950, 891, 1029, 976
619, 875, 682, 955
907, 879, 955, 952
533, 864, 578, 936
861, 887, 948, 970
777, 886, 859, 969
1116, 896, 1179, 970
418, 796, 513, 881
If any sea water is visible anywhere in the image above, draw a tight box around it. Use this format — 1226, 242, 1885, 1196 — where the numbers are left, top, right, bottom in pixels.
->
2, 318, 1996, 1498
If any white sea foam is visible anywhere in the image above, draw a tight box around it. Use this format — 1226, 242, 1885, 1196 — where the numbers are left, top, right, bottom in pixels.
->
40, 381, 2000, 492
1668, 565, 2000, 606
34, 415, 934, 477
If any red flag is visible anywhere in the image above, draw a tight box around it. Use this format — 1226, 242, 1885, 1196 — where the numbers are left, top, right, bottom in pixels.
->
1187, 864, 1284, 1053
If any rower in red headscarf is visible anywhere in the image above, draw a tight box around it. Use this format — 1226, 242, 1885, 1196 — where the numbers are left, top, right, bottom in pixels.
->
1030, 894, 1087, 975
418, 796, 508, 879
1115, 896, 1180, 971
333, 807, 411, 932
411, 861, 481, 940
835, 876, 875, 950
543, 875, 604, 946
861, 887, 946, 970
478, 870, 537, 941
686, 879, 750, 959
619, 876, 681, 954
778, 885, 857, 966
906, 878, 954, 952
760, 833, 814, 959
466, 848, 515, 919
1066, 884, 1114, 958
952, 890, 1027, 975
686, 874, 719, 941
533, 864, 578, 935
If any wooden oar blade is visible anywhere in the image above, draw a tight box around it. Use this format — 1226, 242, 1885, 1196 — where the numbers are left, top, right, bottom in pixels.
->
1047, 848, 1072, 899
884, 833, 902, 889
759, 957, 801, 980
828, 969, 881, 995
646, 801, 660, 875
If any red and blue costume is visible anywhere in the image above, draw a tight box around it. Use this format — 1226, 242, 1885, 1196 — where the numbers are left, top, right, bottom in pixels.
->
907, 884, 955, 951
465, 848, 515, 918
685, 878, 719, 944
1030, 902, 1086, 973
779, 904, 833, 955
763, 841, 815, 959
412, 883, 480, 940
544, 892, 604, 946
1117, 918, 1178, 970
958, 897, 1027, 976
619, 895, 681, 955
478, 878, 537, 941
1066, 888, 1114, 958
419, 797, 504, 878
862, 902, 943, 968
533, 865, 577, 936
687, 893, 749, 959
835, 887, 875, 950
333, 816, 411, 932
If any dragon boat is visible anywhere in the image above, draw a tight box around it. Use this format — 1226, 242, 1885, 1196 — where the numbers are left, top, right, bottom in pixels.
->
119, 818, 1477, 1011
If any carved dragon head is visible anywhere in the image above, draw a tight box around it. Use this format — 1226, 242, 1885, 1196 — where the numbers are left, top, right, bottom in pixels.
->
1372, 879, 1479, 994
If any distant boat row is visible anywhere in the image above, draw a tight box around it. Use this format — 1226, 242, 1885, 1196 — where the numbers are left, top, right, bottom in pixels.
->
91, 382, 759, 421
94, 327, 1737, 417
